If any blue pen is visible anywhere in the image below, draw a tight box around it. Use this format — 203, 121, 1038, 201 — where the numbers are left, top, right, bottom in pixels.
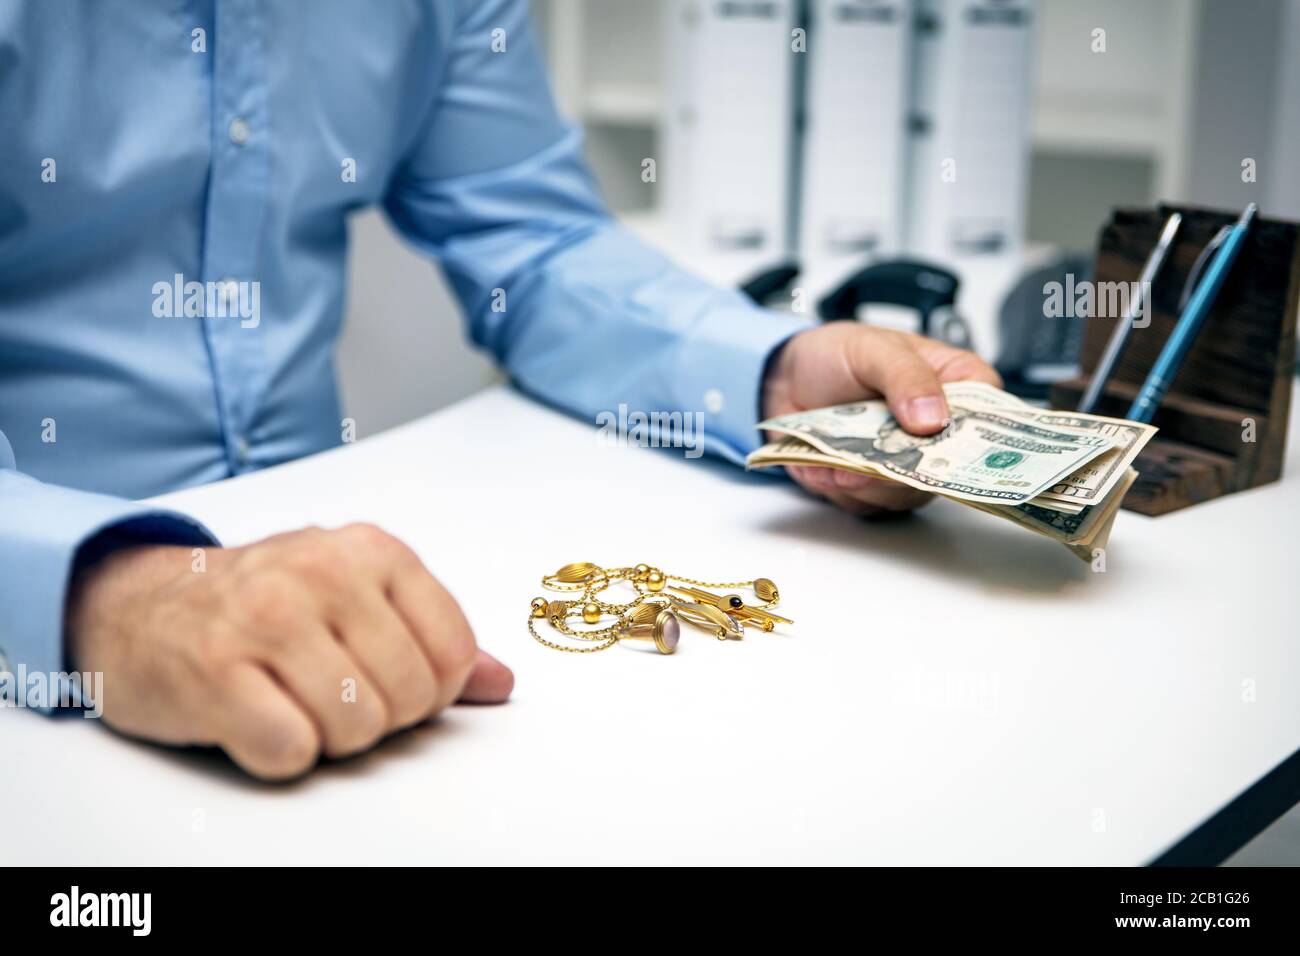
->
1126, 203, 1258, 423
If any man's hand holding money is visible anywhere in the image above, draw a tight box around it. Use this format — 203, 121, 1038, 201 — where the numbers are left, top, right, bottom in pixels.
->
762, 322, 1004, 517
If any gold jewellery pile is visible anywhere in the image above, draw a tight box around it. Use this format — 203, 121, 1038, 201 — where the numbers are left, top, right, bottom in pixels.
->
527, 562, 792, 655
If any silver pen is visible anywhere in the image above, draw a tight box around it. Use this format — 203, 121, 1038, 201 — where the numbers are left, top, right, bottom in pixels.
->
1077, 213, 1182, 414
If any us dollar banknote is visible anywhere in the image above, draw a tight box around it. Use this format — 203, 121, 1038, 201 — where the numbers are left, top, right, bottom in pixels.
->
944, 385, 1157, 508
1018, 413, 1154, 507
749, 382, 1155, 561
749, 437, 1136, 561
758, 388, 1118, 506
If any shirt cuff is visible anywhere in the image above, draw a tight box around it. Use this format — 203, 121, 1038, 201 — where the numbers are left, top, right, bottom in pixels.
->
0, 470, 218, 715
671, 299, 812, 464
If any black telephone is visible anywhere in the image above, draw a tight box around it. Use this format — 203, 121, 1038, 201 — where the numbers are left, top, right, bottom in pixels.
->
817, 259, 970, 348
739, 258, 973, 349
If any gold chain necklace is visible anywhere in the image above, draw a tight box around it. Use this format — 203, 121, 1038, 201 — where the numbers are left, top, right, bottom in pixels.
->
527, 562, 791, 655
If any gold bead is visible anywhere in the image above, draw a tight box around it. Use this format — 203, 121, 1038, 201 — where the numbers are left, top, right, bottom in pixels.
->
530, 597, 548, 618
582, 602, 601, 624
553, 562, 601, 583
646, 570, 666, 592
634, 563, 650, 579
753, 577, 779, 603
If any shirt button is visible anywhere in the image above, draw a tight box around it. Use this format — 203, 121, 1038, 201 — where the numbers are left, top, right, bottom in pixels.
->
235, 436, 251, 465
228, 117, 251, 145
704, 389, 725, 415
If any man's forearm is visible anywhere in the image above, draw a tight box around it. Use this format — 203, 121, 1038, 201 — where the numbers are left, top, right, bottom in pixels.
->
465, 221, 811, 463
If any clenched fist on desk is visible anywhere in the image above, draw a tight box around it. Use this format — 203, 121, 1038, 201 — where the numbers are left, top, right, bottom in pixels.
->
66, 523, 514, 781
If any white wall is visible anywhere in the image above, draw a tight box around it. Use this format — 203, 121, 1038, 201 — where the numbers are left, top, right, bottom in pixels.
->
1266, 0, 1300, 219
1185, 0, 1283, 211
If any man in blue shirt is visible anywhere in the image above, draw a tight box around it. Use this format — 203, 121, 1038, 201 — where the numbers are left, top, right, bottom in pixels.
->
0, 0, 998, 778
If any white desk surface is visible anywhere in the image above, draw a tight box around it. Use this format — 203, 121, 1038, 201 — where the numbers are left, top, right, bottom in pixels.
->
5, 386, 1298, 865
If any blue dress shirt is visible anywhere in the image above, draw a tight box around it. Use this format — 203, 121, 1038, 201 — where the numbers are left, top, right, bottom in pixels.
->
0, 0, 808, 707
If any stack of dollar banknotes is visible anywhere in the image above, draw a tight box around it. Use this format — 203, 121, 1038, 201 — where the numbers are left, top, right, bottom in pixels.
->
748, 382, 1157, 561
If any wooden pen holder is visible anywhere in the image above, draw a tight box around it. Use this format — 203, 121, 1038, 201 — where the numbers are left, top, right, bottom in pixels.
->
1049, 204, 1300, 516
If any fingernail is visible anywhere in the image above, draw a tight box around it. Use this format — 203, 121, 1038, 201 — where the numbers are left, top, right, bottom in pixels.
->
905, 396, 947, 431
